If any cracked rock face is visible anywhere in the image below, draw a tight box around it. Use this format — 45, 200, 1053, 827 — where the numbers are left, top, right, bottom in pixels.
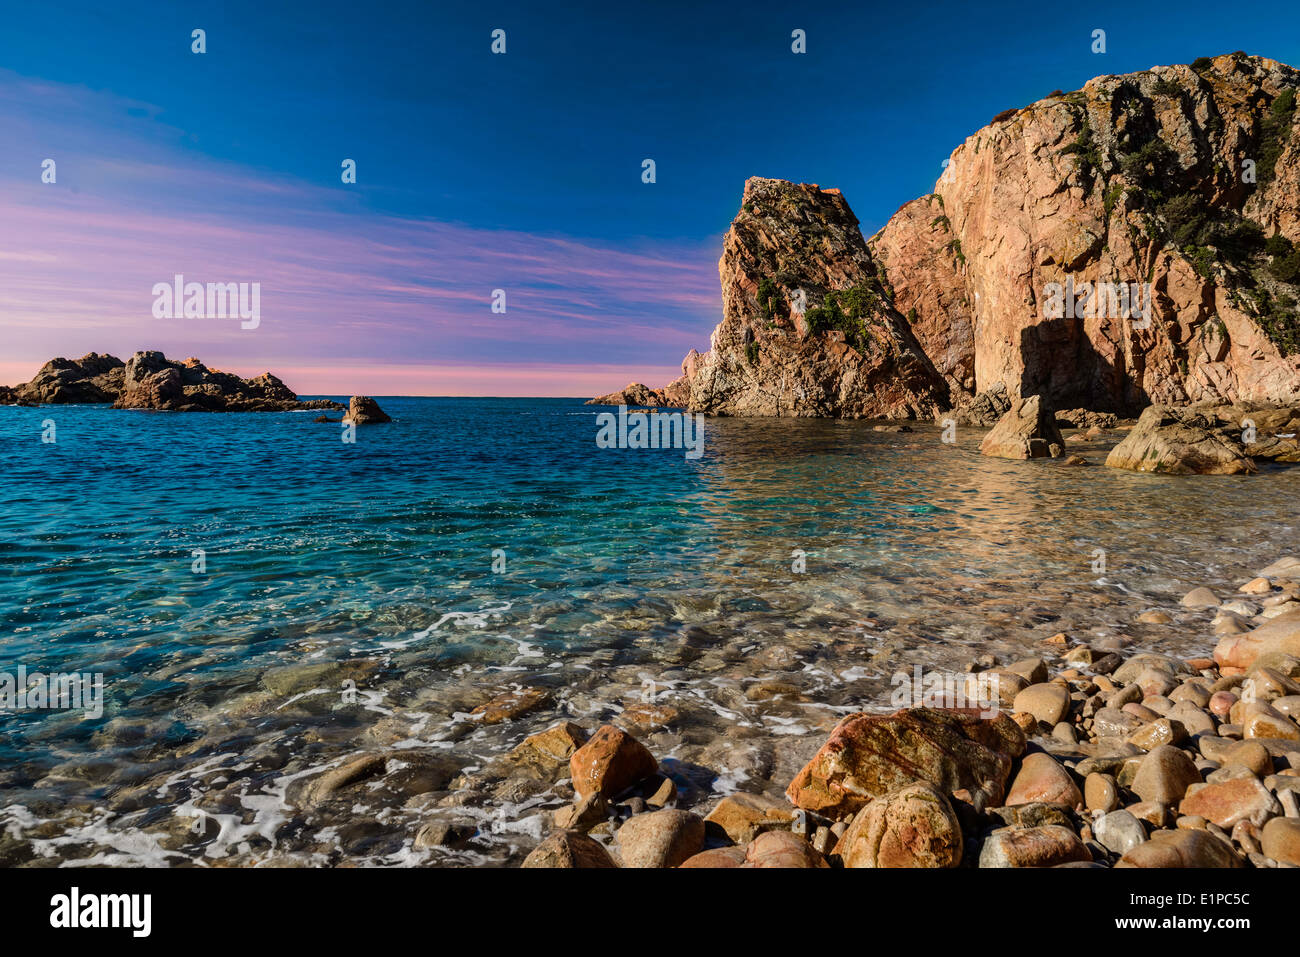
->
871, 53, 1300, 415
681, 178, 950, 419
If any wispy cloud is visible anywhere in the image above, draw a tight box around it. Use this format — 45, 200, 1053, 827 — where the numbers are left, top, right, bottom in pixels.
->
0, 70, 718, 395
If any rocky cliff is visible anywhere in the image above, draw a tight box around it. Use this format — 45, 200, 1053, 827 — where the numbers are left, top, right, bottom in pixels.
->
871, 52, 1300, 414
677, 178, 951, 418
599, 54, 1300, 419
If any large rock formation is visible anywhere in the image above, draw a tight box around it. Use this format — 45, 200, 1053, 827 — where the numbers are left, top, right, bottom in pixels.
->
597, 54, 1300, 422
675, 178, 951, 418
0, 351, 344, 413
1105, 405, 1257, 473
872, 53, 1300, 414
1104, 400, 1299, 472
3, 353, 124, 404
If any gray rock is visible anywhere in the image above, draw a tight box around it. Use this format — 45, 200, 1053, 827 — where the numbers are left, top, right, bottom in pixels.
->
1095, 809, 1147, 855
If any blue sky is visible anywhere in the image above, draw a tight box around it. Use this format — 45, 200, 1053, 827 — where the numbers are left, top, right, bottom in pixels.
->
1, 0, 1297, 393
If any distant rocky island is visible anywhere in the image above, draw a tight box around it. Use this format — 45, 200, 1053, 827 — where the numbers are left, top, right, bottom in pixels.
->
592, 54, 1300, 473
0, 350, 391, 422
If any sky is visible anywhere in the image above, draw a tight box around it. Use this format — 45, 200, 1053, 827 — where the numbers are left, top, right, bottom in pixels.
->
1, 0, 1297, 396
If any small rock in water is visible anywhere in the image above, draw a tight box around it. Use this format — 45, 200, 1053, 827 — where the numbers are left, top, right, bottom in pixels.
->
1181, 587, 1220, 609
569, 725, 659, 799
342, 395, 392, 425
470, 686, 550, 725
517, 722, 589, 761
554, 792, 608, 831
1137, 610, 1174, 625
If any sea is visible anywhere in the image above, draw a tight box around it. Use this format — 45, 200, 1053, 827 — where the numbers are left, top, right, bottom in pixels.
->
1, 397, 1296, 865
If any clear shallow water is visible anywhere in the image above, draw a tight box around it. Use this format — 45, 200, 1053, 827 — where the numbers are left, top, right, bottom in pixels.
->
1, 397, 1297, 865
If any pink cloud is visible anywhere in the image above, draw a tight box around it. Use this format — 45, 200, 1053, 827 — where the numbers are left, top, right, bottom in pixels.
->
0, 70, 720, 396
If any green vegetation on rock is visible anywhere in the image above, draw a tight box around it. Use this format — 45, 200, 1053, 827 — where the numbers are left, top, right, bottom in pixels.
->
804, 285, 883, 351
756, 278, 785, 321
1259, 88, 1296, 184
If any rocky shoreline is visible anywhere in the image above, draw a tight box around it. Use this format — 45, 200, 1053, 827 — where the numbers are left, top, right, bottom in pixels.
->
0, 350, 390, 422
512, 557, 1300, 868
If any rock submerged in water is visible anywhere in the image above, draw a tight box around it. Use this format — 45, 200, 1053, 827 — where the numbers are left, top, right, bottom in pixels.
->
342, 395, 392, 424
978, 394, 1064, 459
1104, 405, 1258, 474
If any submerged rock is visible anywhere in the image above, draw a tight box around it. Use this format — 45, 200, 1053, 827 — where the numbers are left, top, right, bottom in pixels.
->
1105, 406, 1257, 475
978, 394, 1065, 459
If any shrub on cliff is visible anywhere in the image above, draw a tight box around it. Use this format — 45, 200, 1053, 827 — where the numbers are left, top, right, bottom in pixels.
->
1269, 246, 1300, 284
756, 278, 785, 322
804, 285, 883, 351
1259, 88, 1296, 184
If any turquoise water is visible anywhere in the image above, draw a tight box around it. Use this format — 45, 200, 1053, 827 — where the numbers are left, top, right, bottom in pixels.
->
1, 397, 1297, 864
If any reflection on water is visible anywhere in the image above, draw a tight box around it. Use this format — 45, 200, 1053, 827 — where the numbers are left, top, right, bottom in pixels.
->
0, 398, 1295, 864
